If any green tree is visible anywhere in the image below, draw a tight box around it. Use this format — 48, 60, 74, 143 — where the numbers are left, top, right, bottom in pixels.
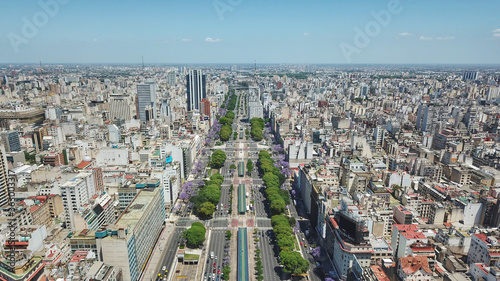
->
271, 215, 290, 228
198, 202, 216, 218
210, 150, 227, 168
270, 198, 286, 215
220, 125, 232, 141
210, 173, 224, 185
280, 250, 309, 275
263, 173, 280, 189
201, 185, 221, 204
230, 164, 237, 170
219, 117, 232, 126
276, 234, 295, 251
225, 110, 235, 120
183, 222, 206, 248
246, 159, 253, 173
222, 266, 231, 280
226, 230, 232, 240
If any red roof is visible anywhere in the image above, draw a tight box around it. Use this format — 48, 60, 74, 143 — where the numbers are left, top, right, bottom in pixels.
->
77, 161, 92, 169
5, 241, 29, 246
394, 224, 419, 232
30, 205, 40, 213
399, 256, 432, 275
330, 217, 339, 229
370, 265, 390, 281
402, 231, 426, 240
70, 250, 88, 263
474, 233, 489, 244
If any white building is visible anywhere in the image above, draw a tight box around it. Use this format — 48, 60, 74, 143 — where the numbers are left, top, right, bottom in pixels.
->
468, 234, 500, 267
107, 124, 121, 143
61, 173, 97, 230
96, 147, 129, 166
73, 193, 116, 231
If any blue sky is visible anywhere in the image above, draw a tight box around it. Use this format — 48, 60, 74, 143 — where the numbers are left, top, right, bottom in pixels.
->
1, 0, 500, 64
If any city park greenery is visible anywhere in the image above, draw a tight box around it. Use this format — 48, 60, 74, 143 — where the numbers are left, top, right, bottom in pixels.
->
250, 117, 264, 141
258, 150, 308, 274
246, 159, 254, 173
190, 173, 224, 218
183, 222, 206, 248
209, 149, 227, 169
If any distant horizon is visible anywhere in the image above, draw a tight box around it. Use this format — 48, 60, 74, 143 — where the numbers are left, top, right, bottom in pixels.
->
2, 62, 500, 67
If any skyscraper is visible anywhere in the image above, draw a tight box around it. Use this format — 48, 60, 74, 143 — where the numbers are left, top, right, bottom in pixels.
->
186, 70, 206, 112
1, 131, 21, 152
136, 81, 156, 122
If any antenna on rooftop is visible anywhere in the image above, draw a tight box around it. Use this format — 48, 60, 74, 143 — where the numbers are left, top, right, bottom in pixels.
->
142, 56, 145, 71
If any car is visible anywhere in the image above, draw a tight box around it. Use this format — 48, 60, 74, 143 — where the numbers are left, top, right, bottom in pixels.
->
300, 242, 303, 246
215, 256, 217, 260
213, 268, 216, 273
218, 265, 220, 269
213, 262, 216, 267
217, 269, 220, 274
302, 237, 305, 241
162, 266, 166, 271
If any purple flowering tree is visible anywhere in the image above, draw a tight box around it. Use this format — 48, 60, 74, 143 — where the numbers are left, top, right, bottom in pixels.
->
274, 144, 283, 152
179, 191, 189, 201
311, 246, 321, 258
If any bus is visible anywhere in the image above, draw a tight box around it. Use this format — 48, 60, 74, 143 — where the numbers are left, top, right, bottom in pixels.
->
239, 132, 244, 139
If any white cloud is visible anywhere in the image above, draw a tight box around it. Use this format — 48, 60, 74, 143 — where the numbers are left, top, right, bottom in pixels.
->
493, 29, 500, 38
182, 38, 192, 42
419, 36, 433, 41
436, 36, 455, 40
494, 33, 500, 37
398, 32, 412, 37
303, 32, 311, 36
205, 37, 221, 42
92, 38, 98, 42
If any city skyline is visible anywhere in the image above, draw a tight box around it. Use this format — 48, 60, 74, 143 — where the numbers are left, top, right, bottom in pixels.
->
1, 0, 500, 64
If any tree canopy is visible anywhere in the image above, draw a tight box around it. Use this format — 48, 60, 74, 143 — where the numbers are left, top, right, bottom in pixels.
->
246, 159, 254, 173
210, 150, 227, 168
183, 222, 206, 248
280, 250, 309, 275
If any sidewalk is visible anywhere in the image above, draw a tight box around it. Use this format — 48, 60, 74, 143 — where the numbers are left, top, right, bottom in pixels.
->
141, 224, 174, 281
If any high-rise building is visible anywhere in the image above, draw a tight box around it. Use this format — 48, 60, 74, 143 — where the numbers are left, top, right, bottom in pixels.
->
167, 72, 176, 86
186, 70, 206, 111
99, 187, 165, 281
109, 94, 134, 121
61, 173, 97, 230
0, 146, 8, 207
137, 81, 156, 122
1, 131, 21, 152
463, 71, 479, 81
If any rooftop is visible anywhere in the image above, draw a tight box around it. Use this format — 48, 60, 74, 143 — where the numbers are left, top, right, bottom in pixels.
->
115, 188, 160, 233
